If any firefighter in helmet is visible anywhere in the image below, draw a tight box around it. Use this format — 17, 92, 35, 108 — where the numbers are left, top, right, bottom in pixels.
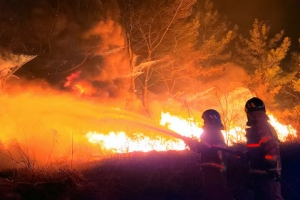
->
244, 97, 284, 200
186, 109, 234, 200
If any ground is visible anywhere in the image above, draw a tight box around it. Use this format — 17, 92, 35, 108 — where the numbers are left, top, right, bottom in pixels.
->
0, 143, 299, 200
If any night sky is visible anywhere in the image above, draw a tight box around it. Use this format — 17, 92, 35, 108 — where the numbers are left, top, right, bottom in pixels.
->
214, 0, 300, 50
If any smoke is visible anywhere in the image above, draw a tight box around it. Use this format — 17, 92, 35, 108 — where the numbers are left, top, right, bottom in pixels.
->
0, 3, 144, 170
217, 63, 249, 84
0, 0, 131, 99
0, 82, 143, 170
77, 19, 132, 98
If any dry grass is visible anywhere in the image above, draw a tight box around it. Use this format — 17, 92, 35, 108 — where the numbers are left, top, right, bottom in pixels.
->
0, 143, 299, 200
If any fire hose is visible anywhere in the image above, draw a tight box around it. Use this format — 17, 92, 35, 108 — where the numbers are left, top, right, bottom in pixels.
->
174, 134, 280, 179
182, 136, 248, 160
160, 129, 247, 160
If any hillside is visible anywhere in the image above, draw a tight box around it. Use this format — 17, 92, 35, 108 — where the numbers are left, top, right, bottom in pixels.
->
0, 143, 299, 200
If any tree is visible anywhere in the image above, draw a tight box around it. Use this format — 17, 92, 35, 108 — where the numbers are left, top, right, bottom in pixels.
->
290, 39, 300, 93
171, 0, 238, 112
0, 52, 36, 92
118, 0, 238, 111
117, 0, 198, 109
234, 19, 291, 104
274, 38, 300, 135
194, 0, 237, 68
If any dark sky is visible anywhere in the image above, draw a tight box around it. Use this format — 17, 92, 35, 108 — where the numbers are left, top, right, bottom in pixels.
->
214, 0, 300, 50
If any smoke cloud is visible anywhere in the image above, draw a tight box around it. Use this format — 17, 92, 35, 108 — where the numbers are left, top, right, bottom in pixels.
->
0, 82, 144, 170
0, 0, 131, 98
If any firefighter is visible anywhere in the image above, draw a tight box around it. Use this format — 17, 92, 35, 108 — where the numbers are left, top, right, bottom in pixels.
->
244, 97, 284, 200
186, 109, 235, 200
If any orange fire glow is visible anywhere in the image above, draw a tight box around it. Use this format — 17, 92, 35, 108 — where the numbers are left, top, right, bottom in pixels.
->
0, 84, 298, 170
64, 71, 97, 96
73, 82, 96, 96
64, 71, 81, 87
86, 111, 297, 153
86, 131, 185, 153
268, 114, 297, 141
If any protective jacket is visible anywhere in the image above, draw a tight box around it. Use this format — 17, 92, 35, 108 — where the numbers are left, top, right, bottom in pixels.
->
199, 124, 227, 171
184, 122, 235, 200
245, 111, 281, 177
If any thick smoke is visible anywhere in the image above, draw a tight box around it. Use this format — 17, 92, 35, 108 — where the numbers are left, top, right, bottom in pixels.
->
0, 78, 150, 170
0, 0, 131, 98
0, 0, 143, 170
77, 19, 132, 98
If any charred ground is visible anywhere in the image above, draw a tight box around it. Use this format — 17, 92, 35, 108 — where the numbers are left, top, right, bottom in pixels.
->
0, 142, 299, 200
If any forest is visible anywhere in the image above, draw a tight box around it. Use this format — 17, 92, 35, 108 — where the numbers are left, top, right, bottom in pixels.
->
0, 0, 299, 199
1, 0, 299, 135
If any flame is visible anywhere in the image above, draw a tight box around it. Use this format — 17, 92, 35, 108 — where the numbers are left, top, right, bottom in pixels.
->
73, 81, 96, 96
86, 131, 185, 153
160, 112, 246, 146
159, 112, 202, 139
0, 86, 297, 169
268, 114, 297, 141
64, 71, 97, 96
64, 71, 81, 87
86, 112, 297, 153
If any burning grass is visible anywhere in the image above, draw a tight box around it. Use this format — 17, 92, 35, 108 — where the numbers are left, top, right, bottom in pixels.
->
0, 84, 299, 199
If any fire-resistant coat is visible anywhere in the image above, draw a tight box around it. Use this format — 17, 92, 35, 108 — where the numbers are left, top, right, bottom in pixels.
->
199, 124, 227, 171
186, 122, 236, 200
245, 111, 281, 176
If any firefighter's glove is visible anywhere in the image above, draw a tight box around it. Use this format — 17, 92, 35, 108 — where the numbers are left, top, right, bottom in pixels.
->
184, 138, 198, 151
185, 139, 211, 153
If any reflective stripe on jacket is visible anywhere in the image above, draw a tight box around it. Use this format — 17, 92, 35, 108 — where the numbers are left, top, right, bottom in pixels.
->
246, 111, 281, 174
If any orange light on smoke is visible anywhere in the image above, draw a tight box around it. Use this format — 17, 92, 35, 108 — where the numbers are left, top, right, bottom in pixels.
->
64, 71, 97, 96
73, 82, 95, 96
64, 71, 81, 87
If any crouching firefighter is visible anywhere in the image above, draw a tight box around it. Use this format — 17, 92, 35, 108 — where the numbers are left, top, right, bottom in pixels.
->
244, 97, 284, 200
185, 109, 235, 200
